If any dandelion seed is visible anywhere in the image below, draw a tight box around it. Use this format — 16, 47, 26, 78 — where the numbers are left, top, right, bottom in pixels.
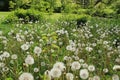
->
19, 72, 34, 80
80, 69, 89, 79
93, 76, 100, 80
66, 73, 74, 80
53, 62, 66, 71
82, 63, 88, 68
103, 68, 108, 73
34, 46, 42, 56
0, 62, 5, 68
21, 44, 29, 51
71, 61, 81, 71
3, 51, 10, 58
11, 54, 17, 60
85, 47, 93, 52
113, 65, 120, 71
25, 55, 34, 65
41, 62, 45, 66
88, 65, 95, 72
50, 68, 62, 78
112, 74, 119, 80
79, 59, 84, 63
34, 68, 39, 73
2, 67, 9, 72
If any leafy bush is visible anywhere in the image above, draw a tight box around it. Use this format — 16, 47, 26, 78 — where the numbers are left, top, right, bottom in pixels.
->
31, 1, 50, 12
92, 8, 115, 18
74, 9, 92, 15
103, 9, 115, 18
9, 0, 31, 10
3, 9, 44, 24
112, 1, 120, 14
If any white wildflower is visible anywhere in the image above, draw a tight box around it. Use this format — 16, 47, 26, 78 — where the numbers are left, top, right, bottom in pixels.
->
3, 51, 10, 58
80, 69, 89, 79
25, 55, 34, 65
113, 65, 120, 71
112, 74, 119, 80
71, 61, 81, 71
34, 46, 42, 56
11, 54, 17, 60
19, 72, 34, 80
66, 73, 74, 80
88, 65, 95, 72
21, 44, 29, 51
50, 68, 62, 78
34, 68, 39, 73
93, 76, 100, 80
53, 62, 66, 71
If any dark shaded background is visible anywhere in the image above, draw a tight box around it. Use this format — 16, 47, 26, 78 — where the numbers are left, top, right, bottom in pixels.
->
0, 0, 9, 11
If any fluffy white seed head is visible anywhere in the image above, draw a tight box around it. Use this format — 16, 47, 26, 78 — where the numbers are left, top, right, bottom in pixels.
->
88, 65, 95, 72
25, 55, 34, 65
71, 61, 81, 71
93, 76, 100, 80
34, 46, 42, 56
50, 68, 62, 78
80, 69, 89, 79
19, 72, 34, 80
112, 74, 119, 80
66, 73, 74, 80
53, 62, 66, 71
21, 44, 29, 51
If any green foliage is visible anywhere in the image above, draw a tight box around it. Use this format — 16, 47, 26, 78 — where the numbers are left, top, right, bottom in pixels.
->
112, 1, 120, 14
74, 8, 92, 15
31, 0, 50, 12
9, 0, 31, 10
92, 8, 115, 18
3, 12, 18, 24
3, 9, 44, 24
57, 14, 90, 29
59, 14, 88, 21
62, 3, 76, 13
5, 78, 13, 80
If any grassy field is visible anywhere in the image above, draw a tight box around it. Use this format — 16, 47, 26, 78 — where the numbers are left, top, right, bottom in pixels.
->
0, 12, 120, 80
0, 12, 10, 18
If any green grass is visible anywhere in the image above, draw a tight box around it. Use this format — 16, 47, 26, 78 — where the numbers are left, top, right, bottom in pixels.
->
0, 12, 120, 80
0, 12, 12, 34
0, 12, 120, 35
0, 12, 11, 18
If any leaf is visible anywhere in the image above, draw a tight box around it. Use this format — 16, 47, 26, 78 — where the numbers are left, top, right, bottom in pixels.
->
51, 44, 59, 49
5, 78, 13, 80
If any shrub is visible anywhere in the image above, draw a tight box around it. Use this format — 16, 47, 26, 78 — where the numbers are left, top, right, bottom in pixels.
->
92, 8, 115, 18
74, 9, 89, 14
103, 9, 115, 18
9, 0, 31, 10
3, 9, 44, 24
112, 1, 120, 14
31, 1, 50, 12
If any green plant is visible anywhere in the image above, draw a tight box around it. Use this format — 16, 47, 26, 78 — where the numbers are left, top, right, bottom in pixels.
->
2, 12, 18, 24
92, 8, 115, 18
57, 14, 90, 29
3, 9, 44, 24
112, 1, 120, 14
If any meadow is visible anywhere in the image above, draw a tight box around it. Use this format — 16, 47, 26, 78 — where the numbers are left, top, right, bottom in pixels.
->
0, 11, 120, 80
